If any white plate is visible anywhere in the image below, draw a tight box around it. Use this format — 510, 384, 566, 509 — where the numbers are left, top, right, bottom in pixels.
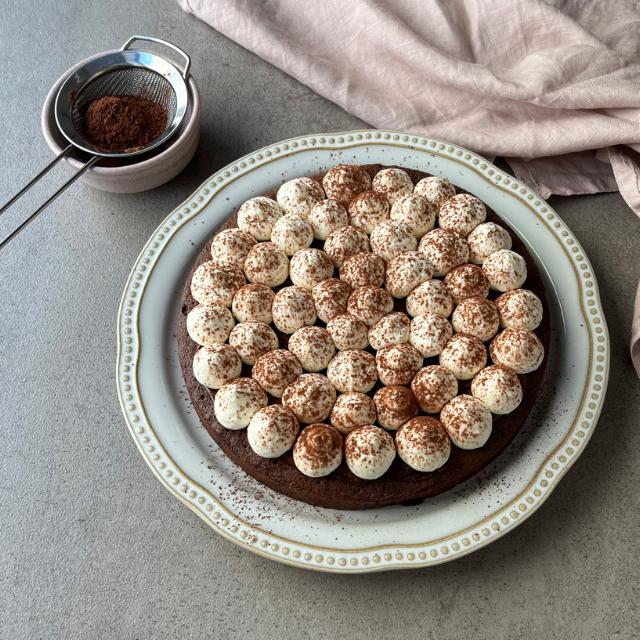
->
117, 131, 609, 572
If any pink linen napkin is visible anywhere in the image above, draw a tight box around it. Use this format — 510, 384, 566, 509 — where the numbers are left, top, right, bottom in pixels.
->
178, 0, 640, 373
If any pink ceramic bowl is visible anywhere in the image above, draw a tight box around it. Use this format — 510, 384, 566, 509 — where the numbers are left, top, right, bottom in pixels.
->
41, 50, 200, 193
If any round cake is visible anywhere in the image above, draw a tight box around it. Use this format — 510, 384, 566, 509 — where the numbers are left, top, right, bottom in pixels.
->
177, 164, 550, 509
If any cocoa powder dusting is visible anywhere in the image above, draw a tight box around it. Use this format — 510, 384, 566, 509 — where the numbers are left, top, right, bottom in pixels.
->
298, 425, 343, 469
84, 95, 167, 151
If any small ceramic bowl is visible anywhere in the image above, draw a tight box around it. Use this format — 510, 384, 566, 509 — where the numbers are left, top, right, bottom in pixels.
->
41, 50, 200, 193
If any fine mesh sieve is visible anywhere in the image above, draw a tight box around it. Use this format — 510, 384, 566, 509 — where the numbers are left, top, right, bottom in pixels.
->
0, 36, 191, 249
55, 35, 189, 157
69, 67, 179, 152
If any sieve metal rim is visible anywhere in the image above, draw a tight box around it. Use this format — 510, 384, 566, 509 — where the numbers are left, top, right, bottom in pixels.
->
54, 46, 189, 159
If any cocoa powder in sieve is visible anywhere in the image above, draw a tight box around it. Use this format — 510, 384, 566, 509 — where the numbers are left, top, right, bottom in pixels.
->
84, 95, 167, 152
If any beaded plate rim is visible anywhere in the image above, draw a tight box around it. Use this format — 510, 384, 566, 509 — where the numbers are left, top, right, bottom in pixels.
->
116, 130, 609, 572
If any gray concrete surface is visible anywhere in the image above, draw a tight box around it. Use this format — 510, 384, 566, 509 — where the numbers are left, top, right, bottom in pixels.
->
1, 1, 639, 638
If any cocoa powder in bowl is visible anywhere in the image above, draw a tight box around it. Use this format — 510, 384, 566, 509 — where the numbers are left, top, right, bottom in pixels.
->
84, 95, 167, 152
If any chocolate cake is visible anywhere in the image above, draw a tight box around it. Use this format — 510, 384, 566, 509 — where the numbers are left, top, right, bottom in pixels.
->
177, 164, 550, 510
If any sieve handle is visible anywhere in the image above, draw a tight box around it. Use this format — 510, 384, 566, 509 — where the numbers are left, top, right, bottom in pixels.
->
121, 35, 191, 79
0, 145, 73, 217
0, 155, 100, 251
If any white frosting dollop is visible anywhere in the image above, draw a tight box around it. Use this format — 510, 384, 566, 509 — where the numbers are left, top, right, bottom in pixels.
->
327, 349, 377, 393
340, 252, 385, 289
443, 263, 490, 303
228, 321, 278, 365
272, 286, 316, 334
252, 349, 302, 398
385, 251, 433, 299
440, 394, 492, 449
406, 279, 454, 318
496, 289, 543, 331
186, 304, 235, 346
411, 365, 458, 413
231, 283, 275, 324
282, 373, 337, 424
326, 314, 369, 350
375, 343, 424, 386
409, 312, 453, 357
490, 328, 544, 374
270, 213, 314, 256
471, 365, 523, 414
324, 225, 370, 266
438, 193, 487, 237
372, 168, 414, 205
322, 164, 371, 206
439, 334, 487, 380
348, 191, 390, 233
243, 242, 289, 288
214, 377, 268, 430
276, 177, 324, 219
308, 199, 349, 240
191, 260, 246, 307
192, 344, 242, 389
330, 392, 377, 434
418, 228, 470, 277
311, 278, 352, 323
247, 404, 300, 458
390, 194, 437, 238
451, 297, 499, 342
289, 248, 334, 289
288, 326, 336, 372
209, 228, 256, 269
347, 285, 394, 327
237, 196, 284, 241
373, 385, 418, 430
396, 417, 451, 472
467, 222, 512, 264
368, 312, 411, 351
414, 176, 456, 204
482, 249, 527, 292
345, 426, 396, 480
293, 424, 343, 477
370, 221, 418, 262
